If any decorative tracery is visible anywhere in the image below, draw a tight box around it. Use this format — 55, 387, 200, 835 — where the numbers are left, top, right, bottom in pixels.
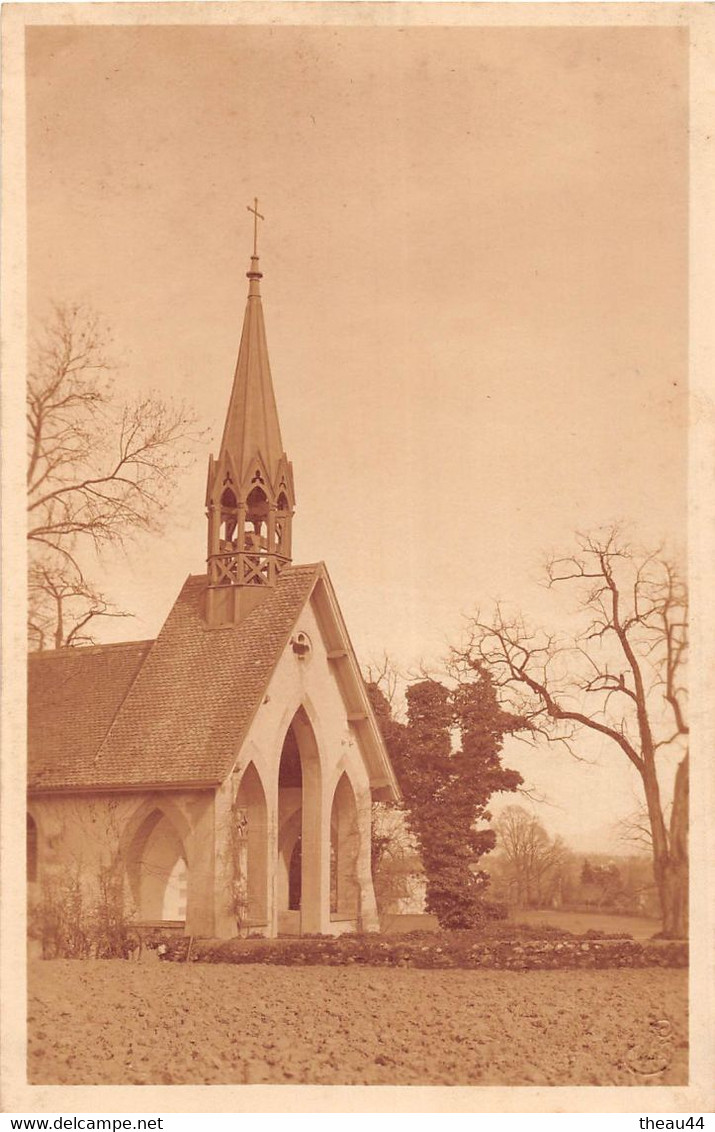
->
208, 469, 293, 590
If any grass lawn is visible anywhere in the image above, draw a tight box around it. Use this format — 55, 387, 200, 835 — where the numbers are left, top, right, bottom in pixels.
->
511, 907, 661, 940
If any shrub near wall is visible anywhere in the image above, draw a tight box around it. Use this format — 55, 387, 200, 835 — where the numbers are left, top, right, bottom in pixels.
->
160, 930, 687, 970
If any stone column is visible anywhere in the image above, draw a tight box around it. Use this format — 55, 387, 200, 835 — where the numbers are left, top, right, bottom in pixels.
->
183, 795, 218, 936
300, 755, 325, 934
356, 786, 380, 932
205, 783, 236, 939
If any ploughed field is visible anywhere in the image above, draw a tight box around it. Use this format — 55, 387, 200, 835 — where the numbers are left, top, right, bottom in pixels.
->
28, 959, 687, 1086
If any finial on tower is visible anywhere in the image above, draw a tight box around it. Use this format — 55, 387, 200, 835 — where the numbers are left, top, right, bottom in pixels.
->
246, 197, 264, 287
247, 196, 264, 255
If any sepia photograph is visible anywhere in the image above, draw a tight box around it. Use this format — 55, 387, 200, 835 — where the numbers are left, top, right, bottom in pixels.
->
2, 0, 714, 1116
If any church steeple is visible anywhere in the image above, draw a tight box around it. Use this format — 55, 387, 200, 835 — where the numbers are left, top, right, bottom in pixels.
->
205, 207, 295, 627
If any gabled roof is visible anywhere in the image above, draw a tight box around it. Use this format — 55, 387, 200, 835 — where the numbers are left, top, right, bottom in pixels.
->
29, 565, 318, 792
28, 564, 400, 801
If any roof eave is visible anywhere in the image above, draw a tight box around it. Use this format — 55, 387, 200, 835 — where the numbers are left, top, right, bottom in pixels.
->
310, 565, 402, 804
28, 779, 222, 797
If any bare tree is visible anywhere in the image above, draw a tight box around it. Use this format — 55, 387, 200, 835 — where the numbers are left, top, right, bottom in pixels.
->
27, 304, 204, 648
453, 526, 688, 938
613, 807, 654, 852
493, 805, 571, 908
370, 802, 419, 917
28, 561, 130, 651
364, 653, 403, 715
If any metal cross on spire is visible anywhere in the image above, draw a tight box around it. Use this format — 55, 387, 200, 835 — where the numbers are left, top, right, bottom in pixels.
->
246, 197, 265, 256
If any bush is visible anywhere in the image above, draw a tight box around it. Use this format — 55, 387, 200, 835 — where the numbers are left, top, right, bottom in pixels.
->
30, 872, 91, 959
30, 864, 139, 959
171, 928, 687, 971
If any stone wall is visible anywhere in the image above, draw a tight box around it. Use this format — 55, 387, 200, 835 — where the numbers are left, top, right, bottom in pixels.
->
164, 933, 688, 969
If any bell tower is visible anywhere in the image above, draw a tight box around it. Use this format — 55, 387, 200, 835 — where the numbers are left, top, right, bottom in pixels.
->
205, 201, 295, 627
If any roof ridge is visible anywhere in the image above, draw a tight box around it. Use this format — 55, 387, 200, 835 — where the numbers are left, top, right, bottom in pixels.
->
30, 639, 155, 659
91, 638, 157, 764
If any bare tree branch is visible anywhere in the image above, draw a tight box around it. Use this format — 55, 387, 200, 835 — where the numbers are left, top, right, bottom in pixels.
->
27, 304, 206, 649
28, 305, 205, 556
454, 525, 689, 938
28, 560, 131, 650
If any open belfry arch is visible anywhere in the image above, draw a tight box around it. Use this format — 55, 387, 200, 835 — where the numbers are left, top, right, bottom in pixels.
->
28, 203, 400, 939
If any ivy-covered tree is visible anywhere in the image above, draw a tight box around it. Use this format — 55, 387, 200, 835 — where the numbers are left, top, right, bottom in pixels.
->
367, 669, 526, 929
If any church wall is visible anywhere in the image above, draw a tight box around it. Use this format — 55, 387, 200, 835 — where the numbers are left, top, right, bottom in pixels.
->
27, 789, 215, 936
221, 594, 380, 938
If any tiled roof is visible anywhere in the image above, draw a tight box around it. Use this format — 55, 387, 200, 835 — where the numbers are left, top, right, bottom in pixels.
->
28, 565, 320, 791
28, 640, 154, 791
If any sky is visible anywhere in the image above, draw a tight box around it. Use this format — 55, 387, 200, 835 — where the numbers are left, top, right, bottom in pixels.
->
26, 22, 688, 853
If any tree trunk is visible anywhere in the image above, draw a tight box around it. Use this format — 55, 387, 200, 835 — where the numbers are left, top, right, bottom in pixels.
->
659, 856, 688, 938
641, 753, 688, 939
54, 595, 64, 649
660, 754, 689, 939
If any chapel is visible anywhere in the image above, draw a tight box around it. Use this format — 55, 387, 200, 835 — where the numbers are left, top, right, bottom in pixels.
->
27, 235, 400, 939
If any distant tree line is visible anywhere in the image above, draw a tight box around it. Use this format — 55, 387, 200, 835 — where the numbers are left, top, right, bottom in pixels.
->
483, 805, 660, 917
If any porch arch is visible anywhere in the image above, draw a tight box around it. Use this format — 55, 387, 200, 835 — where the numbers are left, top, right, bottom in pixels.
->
121, 795, 192, 857
277, 807, 303, 923
124, 804, 189, 923
234, 761, 268, 928
330, 773, 360, 920
276, 705, 323, 934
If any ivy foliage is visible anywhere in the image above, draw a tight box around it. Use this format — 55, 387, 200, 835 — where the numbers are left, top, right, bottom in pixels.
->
367, 669, 527, 929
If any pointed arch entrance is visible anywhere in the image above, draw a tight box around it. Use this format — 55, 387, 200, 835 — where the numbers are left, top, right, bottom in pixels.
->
330, 773, 360, 922
126, 808, 188, 922
276, 707, 323, 935
234, 762, 268, 928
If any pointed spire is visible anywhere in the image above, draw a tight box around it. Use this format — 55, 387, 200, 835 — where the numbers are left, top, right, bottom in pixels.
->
217, 252, 287, 487
204, 216, 296, 626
